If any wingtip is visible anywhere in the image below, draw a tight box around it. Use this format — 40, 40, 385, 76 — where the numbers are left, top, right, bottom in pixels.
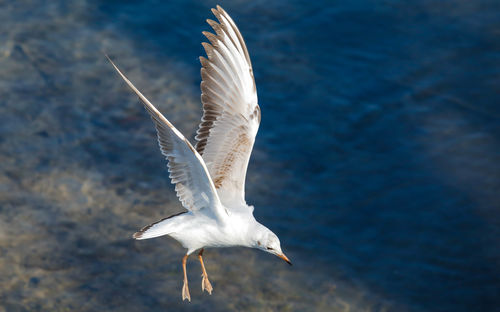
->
211, 7, 223, 21
104, 53, 114, 65
104, 54, 122, 75
205, 19, 221, 36
201, 42, 213, 53
215, 5, 231, 22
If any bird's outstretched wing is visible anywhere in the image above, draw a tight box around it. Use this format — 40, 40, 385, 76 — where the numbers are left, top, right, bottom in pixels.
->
107, 56, 227, 221
196, 5, 260, 208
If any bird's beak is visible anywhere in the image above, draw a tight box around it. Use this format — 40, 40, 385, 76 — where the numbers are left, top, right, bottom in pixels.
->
277, 253, 292, 266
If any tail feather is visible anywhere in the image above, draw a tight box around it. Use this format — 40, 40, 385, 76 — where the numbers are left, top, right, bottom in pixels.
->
133, 211, 187, 240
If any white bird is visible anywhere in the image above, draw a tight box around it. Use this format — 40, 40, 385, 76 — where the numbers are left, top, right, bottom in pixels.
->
107, 5, 291, 302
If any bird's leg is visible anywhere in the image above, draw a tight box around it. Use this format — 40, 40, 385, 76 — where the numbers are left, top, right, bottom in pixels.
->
198, 249, 213, 294
182, 254, 191, 302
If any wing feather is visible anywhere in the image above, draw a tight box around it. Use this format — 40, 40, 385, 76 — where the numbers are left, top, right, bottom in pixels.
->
195, 6, 260, 207
107, 56, 227, 220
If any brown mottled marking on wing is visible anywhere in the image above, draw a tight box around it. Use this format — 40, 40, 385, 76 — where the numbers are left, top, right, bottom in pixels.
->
212, 129, 252, 189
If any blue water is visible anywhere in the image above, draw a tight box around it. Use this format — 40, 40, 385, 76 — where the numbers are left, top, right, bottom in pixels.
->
0, 0, 499, 311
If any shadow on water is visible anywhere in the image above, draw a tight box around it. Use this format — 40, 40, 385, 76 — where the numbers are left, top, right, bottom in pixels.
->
0, 0, 499, 311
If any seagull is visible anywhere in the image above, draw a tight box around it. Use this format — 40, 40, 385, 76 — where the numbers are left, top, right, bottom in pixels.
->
107, 5, 291, 302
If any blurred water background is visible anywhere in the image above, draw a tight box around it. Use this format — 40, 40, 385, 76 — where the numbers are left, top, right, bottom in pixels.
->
0, 0, 499, 311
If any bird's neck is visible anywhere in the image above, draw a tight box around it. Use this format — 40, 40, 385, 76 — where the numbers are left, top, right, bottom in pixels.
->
222, 213, 262, 247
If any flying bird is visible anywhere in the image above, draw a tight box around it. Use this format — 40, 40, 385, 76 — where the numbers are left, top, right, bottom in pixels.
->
107, 5, 291, 302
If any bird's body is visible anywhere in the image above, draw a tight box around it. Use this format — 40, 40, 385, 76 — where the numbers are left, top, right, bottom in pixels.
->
108, 5, 290, 302
156, 209, 258, 253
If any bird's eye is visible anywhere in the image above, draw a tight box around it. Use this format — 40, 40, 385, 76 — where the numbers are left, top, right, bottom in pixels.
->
267, 247, 273, 251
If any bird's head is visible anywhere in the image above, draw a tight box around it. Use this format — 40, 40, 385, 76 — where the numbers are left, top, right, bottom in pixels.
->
251, 224, 292, 265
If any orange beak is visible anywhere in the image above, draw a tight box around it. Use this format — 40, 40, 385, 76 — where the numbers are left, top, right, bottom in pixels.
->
277, 253, 292, 266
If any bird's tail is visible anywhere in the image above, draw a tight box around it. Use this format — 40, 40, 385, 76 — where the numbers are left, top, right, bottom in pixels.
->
133, 211, 187, 240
